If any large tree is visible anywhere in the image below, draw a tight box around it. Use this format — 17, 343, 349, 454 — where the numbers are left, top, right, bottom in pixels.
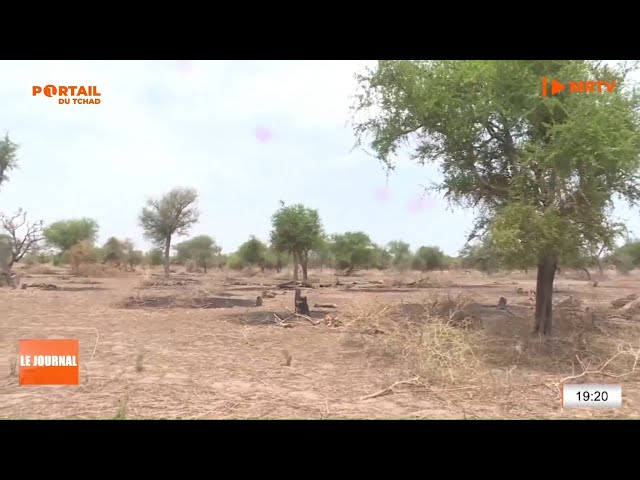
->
331, 231, 376, 271
43, 218, 99, 254
175, 235, 221, 273
0, 133, 18, 191
236, 236, 268, 271
139, 187, 199, 278
387, 240, 413, 270
270, 202, 324, 280
352, 60, 640, 335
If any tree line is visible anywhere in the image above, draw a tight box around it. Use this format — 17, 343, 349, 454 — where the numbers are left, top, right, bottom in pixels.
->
3, 188, 456, 278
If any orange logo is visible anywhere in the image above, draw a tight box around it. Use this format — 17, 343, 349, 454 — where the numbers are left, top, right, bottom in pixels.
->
32, 85, 101, 105
19, 339, 80, 385
542, 77, 616, 97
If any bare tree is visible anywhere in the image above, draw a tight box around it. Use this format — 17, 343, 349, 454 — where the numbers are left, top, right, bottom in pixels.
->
0, 208, 44, 268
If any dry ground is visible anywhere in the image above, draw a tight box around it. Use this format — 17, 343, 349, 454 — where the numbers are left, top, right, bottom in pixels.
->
1, 264, 639, 419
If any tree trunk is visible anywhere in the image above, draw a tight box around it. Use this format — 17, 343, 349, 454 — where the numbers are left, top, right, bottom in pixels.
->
597, 260, 604, 275
301, 251, 309, 280
292, 252, 299, 281
204, 263, 207, 274
581, 267, 590, 280
534, 252, 559, 335
163, 236, 171, 279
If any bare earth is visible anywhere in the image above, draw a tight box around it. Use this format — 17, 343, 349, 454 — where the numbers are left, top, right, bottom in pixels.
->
1, 265, 639, 419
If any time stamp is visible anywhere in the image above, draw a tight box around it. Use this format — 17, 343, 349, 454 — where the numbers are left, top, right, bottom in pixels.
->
562, 384, 622, 409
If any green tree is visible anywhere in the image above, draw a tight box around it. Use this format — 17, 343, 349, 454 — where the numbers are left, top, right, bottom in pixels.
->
412, 246, 446, 272
146, 249, 164, 267
331, 232, 376, 270
270, 202, 324, 280
102, 237, 125, 265
607, 240, 640, 273
352, 60, 640, 335
0, 133, 18, 191
226, 253, 245, 270
371, 243, 392, 270
307, 236, 333, 271
459, 236, 501, 274
122, 239, 143, 270
139, 187, 199, 278
43, 218, 99, 255
387, 240, 413, 271
237, 236, 268, 271
175, 235, 221, 273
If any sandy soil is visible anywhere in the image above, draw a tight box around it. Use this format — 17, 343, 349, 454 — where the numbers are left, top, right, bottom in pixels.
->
1, 266, 639, 419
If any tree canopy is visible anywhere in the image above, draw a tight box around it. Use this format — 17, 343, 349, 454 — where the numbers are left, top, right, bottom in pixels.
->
270, 202, 324, 280
352, 60, 640, 334
175, 235, 221, 273
139, 187, 199, 278
43, 218, 99, 254
331, 231, 376, 270
0, 133, 18, 191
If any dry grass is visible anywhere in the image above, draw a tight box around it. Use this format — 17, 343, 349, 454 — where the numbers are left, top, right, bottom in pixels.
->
337, 292, 640, 418
2, 265, 640, 419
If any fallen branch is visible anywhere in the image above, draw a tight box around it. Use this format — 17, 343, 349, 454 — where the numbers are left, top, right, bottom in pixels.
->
273, 313, 294, 328
295, 313, 321, 326
360, 376, 420, 401
559, 349, 640, 390
314, 303, 337, 308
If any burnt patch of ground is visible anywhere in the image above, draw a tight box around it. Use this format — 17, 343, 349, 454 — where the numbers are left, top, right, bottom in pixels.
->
120, 295, 256, 309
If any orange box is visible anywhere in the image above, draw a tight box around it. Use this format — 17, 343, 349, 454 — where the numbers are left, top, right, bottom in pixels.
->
19, 339, 80, 385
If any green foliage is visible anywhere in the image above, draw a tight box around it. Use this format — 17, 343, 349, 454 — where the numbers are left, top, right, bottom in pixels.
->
412, 246, 446, 272
145, 249, 164, 266
139, 187, 199, 246
307, 236, 334, 269
459, 237, 501, 273
371, 244, 392, 270
174, 235, 221, 272
331, 232, 376, 270
352, 59, 640, 269
0, 133, 18, 190
226, 253, 245, 270
102, 237, 125, 264
387, 240, 413, 271
608, 240, 640, 273
43, 218, 99, 254
270, 203, 324, 260
236, 236, 268, 268
0, 234, 11, 268
90, 246, 105, 264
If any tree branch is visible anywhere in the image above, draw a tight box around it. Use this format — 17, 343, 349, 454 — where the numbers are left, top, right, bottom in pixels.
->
0, 209, 44, 268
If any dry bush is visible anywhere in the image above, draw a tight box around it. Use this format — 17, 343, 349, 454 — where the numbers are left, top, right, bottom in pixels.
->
69, 240, 93, 270
340, 294, 640, 392
25, 264, 58, 275
72, 263, 121, 277
185, 260, 203, 273
341, 296, 486, 386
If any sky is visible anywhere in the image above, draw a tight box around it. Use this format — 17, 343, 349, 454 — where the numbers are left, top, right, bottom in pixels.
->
0, 60, 639, 256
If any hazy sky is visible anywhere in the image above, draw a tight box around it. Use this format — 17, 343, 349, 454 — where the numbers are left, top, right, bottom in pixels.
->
0, 60, 638, 255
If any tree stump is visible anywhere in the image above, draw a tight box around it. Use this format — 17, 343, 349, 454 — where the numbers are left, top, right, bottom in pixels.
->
255, 296, 263, 307
294, 288, 310, 316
